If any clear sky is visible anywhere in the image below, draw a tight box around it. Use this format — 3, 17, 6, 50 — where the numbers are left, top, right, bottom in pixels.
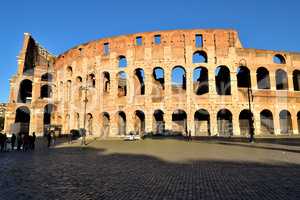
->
0, 0, 300, 102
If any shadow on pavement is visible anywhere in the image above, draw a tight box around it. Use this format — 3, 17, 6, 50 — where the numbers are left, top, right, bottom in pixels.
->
0, 143, 300, 200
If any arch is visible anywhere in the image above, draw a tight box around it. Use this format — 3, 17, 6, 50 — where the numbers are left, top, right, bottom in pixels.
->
41, 73, 53, 82
276, 69, 288, 90
43, 104, 55, 125
134, 110, 145, 135
217, 109, 233, 136
66, 66, 73, 76
88, 73, 96, 88
194, 109, 210, 136
118, 55, 127, 68
293, 70, 300, 91
192, 51, 207, 63
172, 109, 187, 135
215, 66, 231, 95
87, 113, 93, 135
76, 76, 82, 83
273, 54, 286, 64
102, 72, 110, 93
117, 71, 127, 97
193, 67, 209, 95
260, 109, 274, 135
237, 66, 251, 88
256, 67, 270, 89
152, 67, 164, 100
40, 84, 52, 98
171, 66, 186, 94
279, 110, 292, 134
239, 109, 254, 136
101, 112, 110, 137
15, 106, 30, 134
67, 80, 72, 101
134, 68, 145, 95
153, 109, 165, 135
75, 113, 80, 129
117, 111, 126, 135
18, 79, 32, 103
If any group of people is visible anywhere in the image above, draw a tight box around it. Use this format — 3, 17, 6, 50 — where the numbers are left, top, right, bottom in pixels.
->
0, 132, 36, 152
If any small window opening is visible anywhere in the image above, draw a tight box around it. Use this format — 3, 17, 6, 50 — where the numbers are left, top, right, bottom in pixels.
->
154, 35, 161, 44
103, 43, 110, 55
195, 34, 203, 48
136, 36, 142, 46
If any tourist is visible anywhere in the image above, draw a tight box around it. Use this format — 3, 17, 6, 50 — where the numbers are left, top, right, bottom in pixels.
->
3, 133, 8, 152
68, 131, 72, 144
47, 132, 52, 147
31, 132, 36, 150
17, 133, 22, 151
23, 133, 29, 152
11, 133, 16, 151
0, 133, 4, 152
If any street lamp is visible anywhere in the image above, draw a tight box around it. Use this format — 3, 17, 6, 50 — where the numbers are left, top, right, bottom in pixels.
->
247, 74, 255, 142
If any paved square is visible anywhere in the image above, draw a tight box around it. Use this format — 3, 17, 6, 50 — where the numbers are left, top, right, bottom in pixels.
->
0, 138, 300, 200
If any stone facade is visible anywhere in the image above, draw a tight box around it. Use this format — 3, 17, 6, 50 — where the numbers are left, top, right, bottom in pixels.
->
4, 29, 300, 137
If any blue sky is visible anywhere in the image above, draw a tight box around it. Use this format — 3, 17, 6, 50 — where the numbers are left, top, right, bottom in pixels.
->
0, 0, 300, 102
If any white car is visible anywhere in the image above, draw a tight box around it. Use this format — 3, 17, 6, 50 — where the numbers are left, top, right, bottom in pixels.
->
124, 134, 141, 141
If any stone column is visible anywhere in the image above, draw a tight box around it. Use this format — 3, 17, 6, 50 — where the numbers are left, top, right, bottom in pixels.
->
288, 74, 294, 91
232, 113, 240, 136
273, 109, 281, 135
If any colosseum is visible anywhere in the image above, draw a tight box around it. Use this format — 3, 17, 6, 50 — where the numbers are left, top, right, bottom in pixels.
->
4, 29, 300, 138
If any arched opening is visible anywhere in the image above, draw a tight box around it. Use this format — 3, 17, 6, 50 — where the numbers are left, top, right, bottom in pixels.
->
279, 110, 292, 134
15, 106, 30, 134
273, 54, 286, 64
134, 68, 145, 95
193, 67, 209, 95
18, 79, 32, 103
276, 69, 288, 90
66, 66, 73, 76
257, 67, 270, 89
118, 55, 127, 68
217, 109, 233, 136
260, 109, 274, 135
103, 72, 110, 93
41, 73, 53, 82
171, 66, 186, 94
67, 80, 72, 101
192, 51, 207, 63
153, 110, 165, 135
76, 77, 82, 103
134, 110, 145, 135
40, 85, 52, 98
152, 67, 164, 101
43, 104, 55, 125
239, 109, 253, 136
88, 74, 96, 88
237, 66, 251, 88
293, 70, 300, 91
297, 112, 300, 134
117, 111, 126, 135
194, 109, 210, 136
215, 66, 231, 95
117, 71, 127, 97
101, 112, 110, 137
87, 113, 93, 135
172, 109, 187, 135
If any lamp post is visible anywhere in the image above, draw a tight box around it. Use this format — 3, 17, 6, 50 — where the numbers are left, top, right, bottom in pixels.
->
247, 74, 255, 142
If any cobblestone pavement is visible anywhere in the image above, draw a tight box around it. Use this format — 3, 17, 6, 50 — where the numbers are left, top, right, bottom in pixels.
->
0, 138, 300, 200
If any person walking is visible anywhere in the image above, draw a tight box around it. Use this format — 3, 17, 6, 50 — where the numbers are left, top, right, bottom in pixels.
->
3, 133, 8, 152
23, 133, 29, 152
0, 133, 4, 152
11, 133, 16, 151
188, 129, 192, 141
80, 128, 86, 146
68, 131, 72, 144
47, 132, 52, 147
17, 133, 22, 151
31, 132, 36, 150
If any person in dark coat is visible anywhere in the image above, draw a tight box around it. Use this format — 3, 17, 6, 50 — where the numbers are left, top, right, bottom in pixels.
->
11, 133, 16, 151
17, 133, 22, 151
23, 133, 29, 152
47, 132, 52, 147
31, 132, 36, 150
0, 133, 4, 152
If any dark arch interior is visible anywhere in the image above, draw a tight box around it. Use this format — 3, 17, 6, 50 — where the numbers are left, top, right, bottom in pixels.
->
194, 109, 210, 136
239, 109, 253, 136
40, 85, 52, 98
172, 109, 187, 135
257, 67, 270, 89
18, 79, 32, 103
43, 104, 55, 125
41, 73, 53, 82
134, 110, 145, 134
153, 110, 165, 134
152, 67, 164, 102
193, 51, 207, 63
102, 112, 110, 137
237, 66, 251, 88
193, 67, 209, 95
88, 74, 96, 88
279, 110, 292, 134
276, 69, 288, 90
215, 66, 231, 95
217, 109, 233, 136
134, 68, 145, 95
118, 111, 126, 135
293, 70, 300, 91
15, 106, 30, 134
103, 72, 110, 92
260, 110, 274, 134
